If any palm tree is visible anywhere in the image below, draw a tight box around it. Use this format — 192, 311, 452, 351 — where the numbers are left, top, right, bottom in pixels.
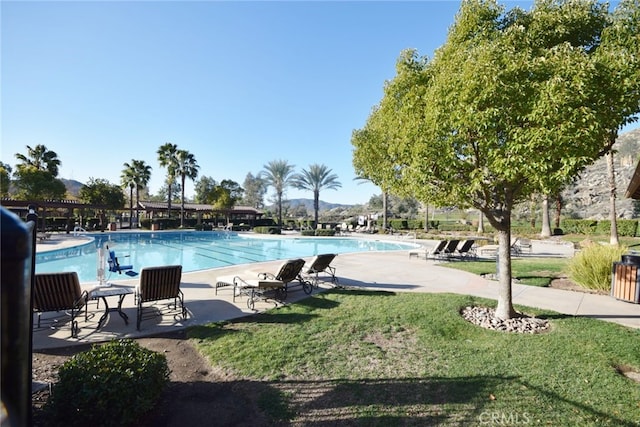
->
157, 143, 178, 216
133, 160, 152, 225
175, 150, 199, 227
121, 162, 137, 228
121, 160, 152, 228
293, 164, 342, 228
259, 159, 296, 226
15, 144, 61, 176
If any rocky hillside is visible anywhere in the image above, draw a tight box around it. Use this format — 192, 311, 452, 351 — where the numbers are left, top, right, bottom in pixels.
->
561, 128, 640, 219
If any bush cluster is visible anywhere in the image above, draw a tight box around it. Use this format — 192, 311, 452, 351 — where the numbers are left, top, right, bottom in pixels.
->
299, 229, 336, 236
567, 243, 628, 291
44, 339, 170, 427
254, 226, 281, 234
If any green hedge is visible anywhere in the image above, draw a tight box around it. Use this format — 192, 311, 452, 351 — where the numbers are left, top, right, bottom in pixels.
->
300, 229, 336, 236
194, 223, 214, 231
254, 226, 281, 234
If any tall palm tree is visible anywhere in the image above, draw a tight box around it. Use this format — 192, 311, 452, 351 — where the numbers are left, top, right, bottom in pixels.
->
121, 162, 137, 228
133, 160, 152, 225
15, 144, 61, 176
175, 149, 199, 227
121, 159, 152, 228
259, 159, 296, 226
293, 164, 342, 228
157, 143, 178, 216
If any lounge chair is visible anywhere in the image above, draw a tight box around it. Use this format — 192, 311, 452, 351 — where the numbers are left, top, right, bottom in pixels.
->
515, 238, 532, 254
33, 272, 88, 338
478, 237, 522, 257
216, 259, 307, 310
442, 239, 461, 258
107, 247, 137, 276
303, 253, 339, 289
454, 239, 476, 259
136, 265, 186, 330
425, 240, 448, 259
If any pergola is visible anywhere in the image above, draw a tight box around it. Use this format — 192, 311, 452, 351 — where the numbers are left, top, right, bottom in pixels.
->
136, 201, 264, 226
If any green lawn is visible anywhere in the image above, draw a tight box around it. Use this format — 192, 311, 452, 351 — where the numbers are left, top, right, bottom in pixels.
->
442, 257, 569, 287
189, 291, 640, 426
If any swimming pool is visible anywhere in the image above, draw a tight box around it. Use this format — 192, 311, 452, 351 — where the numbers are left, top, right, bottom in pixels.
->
35, 231, 417, 283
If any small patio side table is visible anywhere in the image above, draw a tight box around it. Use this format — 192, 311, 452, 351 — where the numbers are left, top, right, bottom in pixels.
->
90, 286, 134, 329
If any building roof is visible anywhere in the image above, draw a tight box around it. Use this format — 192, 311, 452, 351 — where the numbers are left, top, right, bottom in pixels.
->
625, 160, 640, 199
0, 197, 105, 210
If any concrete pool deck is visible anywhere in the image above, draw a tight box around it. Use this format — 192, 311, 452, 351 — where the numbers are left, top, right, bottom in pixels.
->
31, 233, 640, 350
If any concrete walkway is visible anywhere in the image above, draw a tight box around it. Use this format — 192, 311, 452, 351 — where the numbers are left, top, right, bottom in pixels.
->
31, 234, 640, 350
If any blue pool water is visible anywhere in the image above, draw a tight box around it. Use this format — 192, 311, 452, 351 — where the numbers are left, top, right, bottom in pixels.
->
36, 231, 417, 283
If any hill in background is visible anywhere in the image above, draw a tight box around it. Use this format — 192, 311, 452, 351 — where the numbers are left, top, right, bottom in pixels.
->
561, 128, 640, 219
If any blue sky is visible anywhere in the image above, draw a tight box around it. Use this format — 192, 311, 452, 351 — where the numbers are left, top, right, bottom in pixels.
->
2, 0, 637, 206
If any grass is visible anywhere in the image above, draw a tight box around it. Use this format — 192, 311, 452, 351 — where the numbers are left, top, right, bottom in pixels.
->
189, 291, 640, 426
441, 257, 569, 287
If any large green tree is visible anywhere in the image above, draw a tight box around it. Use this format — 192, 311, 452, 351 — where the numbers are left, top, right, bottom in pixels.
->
79, 178, 126, 229
157, 142, 179, 216
213, 180, 244, 223
0, 162, 12, 197
194, 176, 218, 204
241, 172, 267, 209
175, 149, 199, 227
260, 159, 296, 226
353, 0, 632, 320
292, 164, 342, 228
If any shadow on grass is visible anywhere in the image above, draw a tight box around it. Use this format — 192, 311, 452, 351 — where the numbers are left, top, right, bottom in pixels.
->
137, 374, 638, 427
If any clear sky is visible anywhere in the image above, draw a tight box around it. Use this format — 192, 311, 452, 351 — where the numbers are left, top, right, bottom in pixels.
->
2, 0, 637, 206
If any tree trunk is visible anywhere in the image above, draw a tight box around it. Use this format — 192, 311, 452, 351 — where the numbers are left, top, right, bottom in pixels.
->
477, 210, 484, 233
540, 194, 551, 237
129, 185, 134, 230
180, 175, 186, 228
135, 188, 140, 228
495, 227, 516, 320
314, 190, 319, 229
382, 191, 388, 230
606, 148, 619, 245
167, 182, 172, 217
529, 194, 536, 228
424, 204, 429, 232
554, 194, 562, 229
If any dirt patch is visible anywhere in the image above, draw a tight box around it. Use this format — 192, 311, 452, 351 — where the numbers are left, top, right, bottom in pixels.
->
32, 329, 272, 427
548, 278, 608, 295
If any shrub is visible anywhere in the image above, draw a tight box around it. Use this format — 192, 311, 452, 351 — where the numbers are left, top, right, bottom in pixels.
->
44, 339, 170, 427
315, 228, 336, 236
254, 226, 281, 234
561, 219, 597, 235
300, 229, 315, 236
567, 243, 627, 291
194, 223, 214, 231
617, 219, 639, 237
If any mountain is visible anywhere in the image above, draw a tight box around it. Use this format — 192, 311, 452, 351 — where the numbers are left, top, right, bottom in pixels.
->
561, 128, 640, 219
281, 198, 355, 212
62, 178, 84, 197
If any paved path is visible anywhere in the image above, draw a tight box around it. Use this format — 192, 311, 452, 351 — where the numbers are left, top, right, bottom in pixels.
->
31, 234, 640, 350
